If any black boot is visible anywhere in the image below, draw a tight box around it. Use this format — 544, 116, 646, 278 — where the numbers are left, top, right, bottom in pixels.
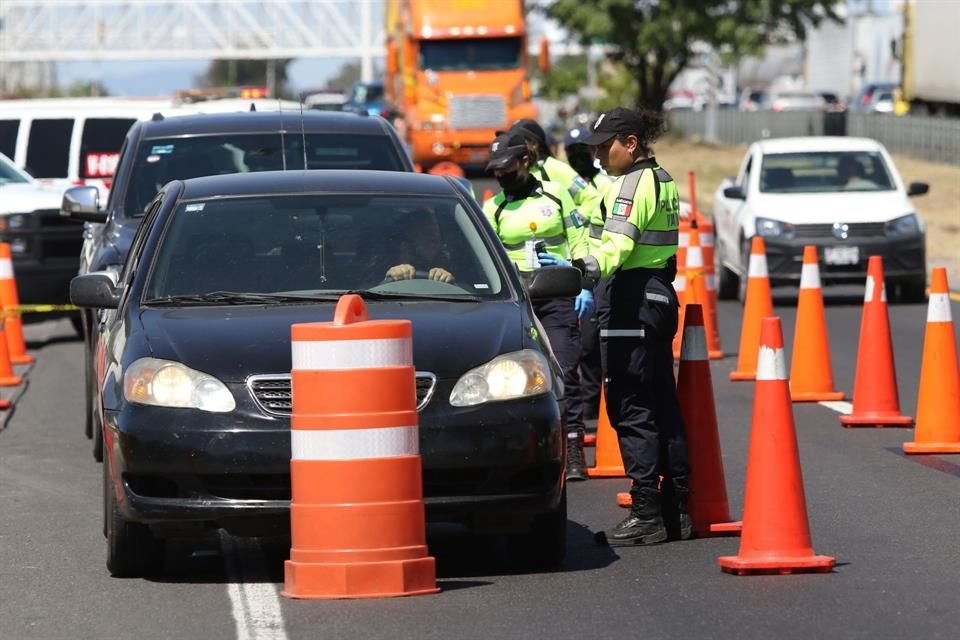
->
674, 485, 692, 541
596, 487, 667, 546
565, 432, 588, 482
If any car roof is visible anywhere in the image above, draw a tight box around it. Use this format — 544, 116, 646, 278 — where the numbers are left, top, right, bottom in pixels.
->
756, 136, 886, 154
138, 110, 390, 138
177, 170, 460, 200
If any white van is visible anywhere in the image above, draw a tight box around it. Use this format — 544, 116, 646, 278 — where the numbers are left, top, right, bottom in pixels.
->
0, 97, 169, 197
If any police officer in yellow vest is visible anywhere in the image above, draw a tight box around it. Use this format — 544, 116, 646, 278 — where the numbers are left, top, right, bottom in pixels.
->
538, 108, 691, 545
482, 131, 594, 481
564, 125, 613, 420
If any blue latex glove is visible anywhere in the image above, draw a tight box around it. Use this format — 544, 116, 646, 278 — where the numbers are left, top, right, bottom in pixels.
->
574, 288, 594, 320
537, 253, 571, 268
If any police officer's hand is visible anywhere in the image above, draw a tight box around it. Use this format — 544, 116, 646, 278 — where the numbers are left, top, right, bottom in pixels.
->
385, 264, 416, 281
428, 267, 455, 284
574, 288, 594, 320
537, 253, 571, 268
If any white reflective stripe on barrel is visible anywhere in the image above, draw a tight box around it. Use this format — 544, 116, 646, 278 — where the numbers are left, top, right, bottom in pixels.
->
701, 232, 714, 246
748, 254, 768, 279
686, 246, 704, 268
292, 337, 412, 370
928, 293, 952, 323
679, 232, 689, 248
800, 263, 821, 290
291, 425, 419, 460
756, 345, 787, 381
0, 259, 13, 280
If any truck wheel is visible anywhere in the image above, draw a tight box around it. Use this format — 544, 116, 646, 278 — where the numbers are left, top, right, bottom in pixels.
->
105, 460, 164, 577
506, 488, 567, 569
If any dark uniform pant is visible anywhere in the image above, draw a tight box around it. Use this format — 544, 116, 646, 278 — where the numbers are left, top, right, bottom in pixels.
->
598, 267, 689, 491
578, 280, 605, 420
533, 296, 585, 436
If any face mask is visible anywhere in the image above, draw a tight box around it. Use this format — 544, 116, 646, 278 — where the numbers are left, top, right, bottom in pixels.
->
566, 149, 597, 178
496, 170, 527, 195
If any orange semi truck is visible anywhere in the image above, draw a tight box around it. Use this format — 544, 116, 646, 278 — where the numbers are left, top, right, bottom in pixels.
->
384, 0, 539, 171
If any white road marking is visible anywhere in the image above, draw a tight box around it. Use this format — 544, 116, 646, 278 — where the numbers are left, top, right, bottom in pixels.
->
220, 531, 288, 640
819, 401, 853, 415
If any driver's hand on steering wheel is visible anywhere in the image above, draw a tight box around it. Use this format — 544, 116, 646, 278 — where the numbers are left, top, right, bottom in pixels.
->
385, 264, 416, 281
428, 267, 455, 284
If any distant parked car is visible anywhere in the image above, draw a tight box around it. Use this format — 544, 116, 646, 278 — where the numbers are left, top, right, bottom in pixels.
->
712, 136, 929, 303
817, 91, 846, 112
739, 88, 771, 112
301, 88, 346, 111
768, 91, 826, 112
851, 82, 898, 113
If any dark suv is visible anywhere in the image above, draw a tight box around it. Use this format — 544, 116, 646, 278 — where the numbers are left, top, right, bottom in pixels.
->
61, 109, 414, 459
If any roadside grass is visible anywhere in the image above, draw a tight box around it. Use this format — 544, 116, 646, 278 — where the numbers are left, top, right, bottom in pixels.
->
657, 138, 960, 288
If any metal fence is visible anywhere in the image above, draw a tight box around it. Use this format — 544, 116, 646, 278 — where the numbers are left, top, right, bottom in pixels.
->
667, 110, 960, 166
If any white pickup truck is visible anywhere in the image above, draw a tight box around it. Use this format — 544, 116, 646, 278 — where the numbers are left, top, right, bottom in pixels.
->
712, 137, 929, 303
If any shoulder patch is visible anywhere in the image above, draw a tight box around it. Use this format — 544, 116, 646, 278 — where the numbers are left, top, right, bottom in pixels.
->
611, 197, 633, 218
570, 210, 586, 228
571, 175, 588, 194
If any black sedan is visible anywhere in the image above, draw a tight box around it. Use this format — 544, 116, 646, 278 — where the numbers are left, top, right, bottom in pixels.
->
70, 170, 581, 577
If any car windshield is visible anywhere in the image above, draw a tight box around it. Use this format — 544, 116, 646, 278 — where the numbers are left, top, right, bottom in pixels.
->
419, 37, 522, 71
144, 194, 505, 301
759, 151, 895, 193
124, 133, 406, 217
0, 153, 31, 185
348, 84, 384, 104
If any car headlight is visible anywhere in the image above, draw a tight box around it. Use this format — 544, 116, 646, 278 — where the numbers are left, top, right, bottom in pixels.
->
885, 213, 920, 236
123, 357, 235, 412
1, 214, 31, 231
449, 349, 553, 407
755, 216, 793, 238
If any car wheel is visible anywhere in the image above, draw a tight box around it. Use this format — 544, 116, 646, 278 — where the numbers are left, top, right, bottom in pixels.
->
93, 420, 103, 462
84, 341, 94, 440
736, 236, 751, 304
894, 276, 927, 305
105, 460, 164, 577
716, 242, 740, 300
70, 313, 84, 337
505, 488, 567, 569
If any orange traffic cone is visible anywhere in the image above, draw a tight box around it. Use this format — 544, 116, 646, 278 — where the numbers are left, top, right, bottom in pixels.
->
0, 312, 22, 387
0, 244, 33, 365
718, 316, 835, 575
729, 237, 773, 381
675, 222, 723, 360
587, 388, 625, 478
789, 246, 844, 402
903, 268, 960, 454
841, 256, 913, 427
283, 295, 438, 599
675, 305, 741, 536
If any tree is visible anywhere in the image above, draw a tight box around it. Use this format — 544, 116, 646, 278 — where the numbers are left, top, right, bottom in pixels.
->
326, 61, 362, 92
537, 54, 588, 100
198, 59, 292, 97
546, 0, 841, 110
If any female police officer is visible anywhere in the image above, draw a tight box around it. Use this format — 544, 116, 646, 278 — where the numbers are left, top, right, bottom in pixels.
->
482, 131, 594, 481
539, 108, 690, 545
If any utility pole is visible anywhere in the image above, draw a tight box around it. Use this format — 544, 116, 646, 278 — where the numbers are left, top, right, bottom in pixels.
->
360, 0, 373, 82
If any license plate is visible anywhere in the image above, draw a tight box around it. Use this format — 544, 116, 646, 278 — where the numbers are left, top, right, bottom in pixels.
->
824, 246, 859, 265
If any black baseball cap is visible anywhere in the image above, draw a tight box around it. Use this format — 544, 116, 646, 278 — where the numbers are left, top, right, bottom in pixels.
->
513, 119, 548, 149
485, 132, 529, 170
583, 108, 643, 145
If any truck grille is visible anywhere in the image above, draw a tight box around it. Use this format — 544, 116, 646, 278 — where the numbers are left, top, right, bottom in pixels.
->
793, 222, 887, 238
247, 372, 437, 416
448, 95, 507, 130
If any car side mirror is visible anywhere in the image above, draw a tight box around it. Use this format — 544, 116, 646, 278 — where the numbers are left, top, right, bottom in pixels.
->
528, 266, 582, 300
907, 182, 929, 197
723, 186, 746, 200
70, 273, 120, 309
61, 186, 107, 223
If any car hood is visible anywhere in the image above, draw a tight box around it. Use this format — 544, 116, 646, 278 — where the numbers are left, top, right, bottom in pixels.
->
139, 300, 523, 382
750, 190, 914, 225
0, 183, 64, 214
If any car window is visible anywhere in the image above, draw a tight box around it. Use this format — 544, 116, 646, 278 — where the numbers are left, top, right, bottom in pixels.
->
349, 84, 384, 104
738, 155, 753, 190
0, 153, 31, 185
0, 120, 18, 160
80, 118, 136, 180
26, 118, 74, 178
124, 132, 406, 217
144, 194, 504, 300
759, 151, 895, 193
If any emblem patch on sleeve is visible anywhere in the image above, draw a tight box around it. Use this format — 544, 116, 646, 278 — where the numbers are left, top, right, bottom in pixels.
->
612, 197, 633, 218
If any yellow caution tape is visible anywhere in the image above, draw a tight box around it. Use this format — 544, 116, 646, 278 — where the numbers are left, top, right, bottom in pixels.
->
11, 304, 78, 313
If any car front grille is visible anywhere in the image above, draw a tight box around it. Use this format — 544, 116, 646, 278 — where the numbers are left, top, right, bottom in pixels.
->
448, 95, 507, 130
247, 372, 437, 416
792, 222, 887, 239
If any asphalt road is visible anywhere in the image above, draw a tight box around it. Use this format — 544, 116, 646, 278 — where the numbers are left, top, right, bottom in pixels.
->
2, 277, 959, 640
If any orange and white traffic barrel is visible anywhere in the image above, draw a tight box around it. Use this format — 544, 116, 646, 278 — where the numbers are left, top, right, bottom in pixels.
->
282, 294, 438, 599
0, 244, 34, 365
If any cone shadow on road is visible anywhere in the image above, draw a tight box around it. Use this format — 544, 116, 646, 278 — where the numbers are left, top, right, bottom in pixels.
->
887, 447, 960, 478
771, 289, 866, 308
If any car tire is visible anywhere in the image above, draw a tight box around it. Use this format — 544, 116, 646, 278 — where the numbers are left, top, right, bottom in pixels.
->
93, 410, 104, 462
70, 313, 84, 337
105, 460, 164, 578
894, 276, 928, 305
716, 242, 740, 300
84, 340, 94, 440
736, 236, 751, 304
505, 488, 567, 569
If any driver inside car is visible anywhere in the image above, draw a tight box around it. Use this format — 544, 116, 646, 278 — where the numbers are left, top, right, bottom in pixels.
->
384, 210, 456, 284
